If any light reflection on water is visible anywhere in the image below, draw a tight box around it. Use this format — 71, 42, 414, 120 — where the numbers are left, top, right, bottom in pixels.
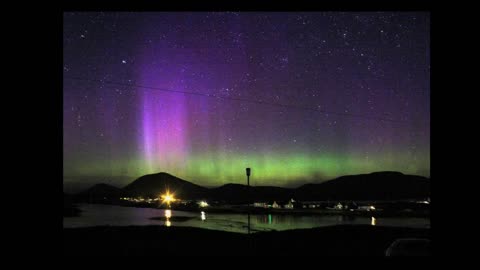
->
64, 204, 430, 234
165, 209, 172, 227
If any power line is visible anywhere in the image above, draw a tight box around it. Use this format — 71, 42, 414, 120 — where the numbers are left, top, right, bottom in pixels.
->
64, 76, 428, 125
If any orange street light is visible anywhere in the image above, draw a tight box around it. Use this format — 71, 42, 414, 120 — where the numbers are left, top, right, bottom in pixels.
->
160, 190, 176, 208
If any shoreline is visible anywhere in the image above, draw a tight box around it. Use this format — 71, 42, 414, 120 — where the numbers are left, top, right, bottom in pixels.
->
72, 202, 429, 218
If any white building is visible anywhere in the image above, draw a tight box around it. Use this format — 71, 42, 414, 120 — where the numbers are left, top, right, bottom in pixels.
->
272, 201, 280, 209
284, 199, 295, 209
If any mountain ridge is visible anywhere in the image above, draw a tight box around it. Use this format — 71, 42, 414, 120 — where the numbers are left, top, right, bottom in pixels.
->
73, 171, 430, 202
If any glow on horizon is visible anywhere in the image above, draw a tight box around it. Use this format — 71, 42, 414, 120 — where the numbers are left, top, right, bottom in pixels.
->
66, 150, 430, 187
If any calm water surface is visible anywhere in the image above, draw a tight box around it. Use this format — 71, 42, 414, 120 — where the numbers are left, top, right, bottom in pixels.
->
64, 204, 430, 233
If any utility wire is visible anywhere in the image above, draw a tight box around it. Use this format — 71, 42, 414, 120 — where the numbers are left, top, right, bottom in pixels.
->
65, 76, 429, 125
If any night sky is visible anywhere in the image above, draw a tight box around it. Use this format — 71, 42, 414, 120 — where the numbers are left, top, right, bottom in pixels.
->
63, 12, 430, 191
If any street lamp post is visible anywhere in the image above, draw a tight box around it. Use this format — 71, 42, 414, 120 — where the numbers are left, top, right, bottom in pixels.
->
246, 168, 251, 234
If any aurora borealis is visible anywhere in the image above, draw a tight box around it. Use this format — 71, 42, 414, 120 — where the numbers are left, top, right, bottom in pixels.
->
63, 12, 430, 191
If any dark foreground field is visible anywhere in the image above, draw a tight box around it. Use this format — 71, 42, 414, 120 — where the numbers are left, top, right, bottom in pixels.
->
64, 225, 430, 256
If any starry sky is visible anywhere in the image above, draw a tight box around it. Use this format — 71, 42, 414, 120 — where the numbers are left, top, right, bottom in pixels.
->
63, 12, 430, 191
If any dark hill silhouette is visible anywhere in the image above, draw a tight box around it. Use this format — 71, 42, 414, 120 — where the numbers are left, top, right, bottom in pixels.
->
210, 184, 293, 203
75, 183, 124, 203
122, 172, 209, 199
294, 171, 430, 201
75, 171, 429, 203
